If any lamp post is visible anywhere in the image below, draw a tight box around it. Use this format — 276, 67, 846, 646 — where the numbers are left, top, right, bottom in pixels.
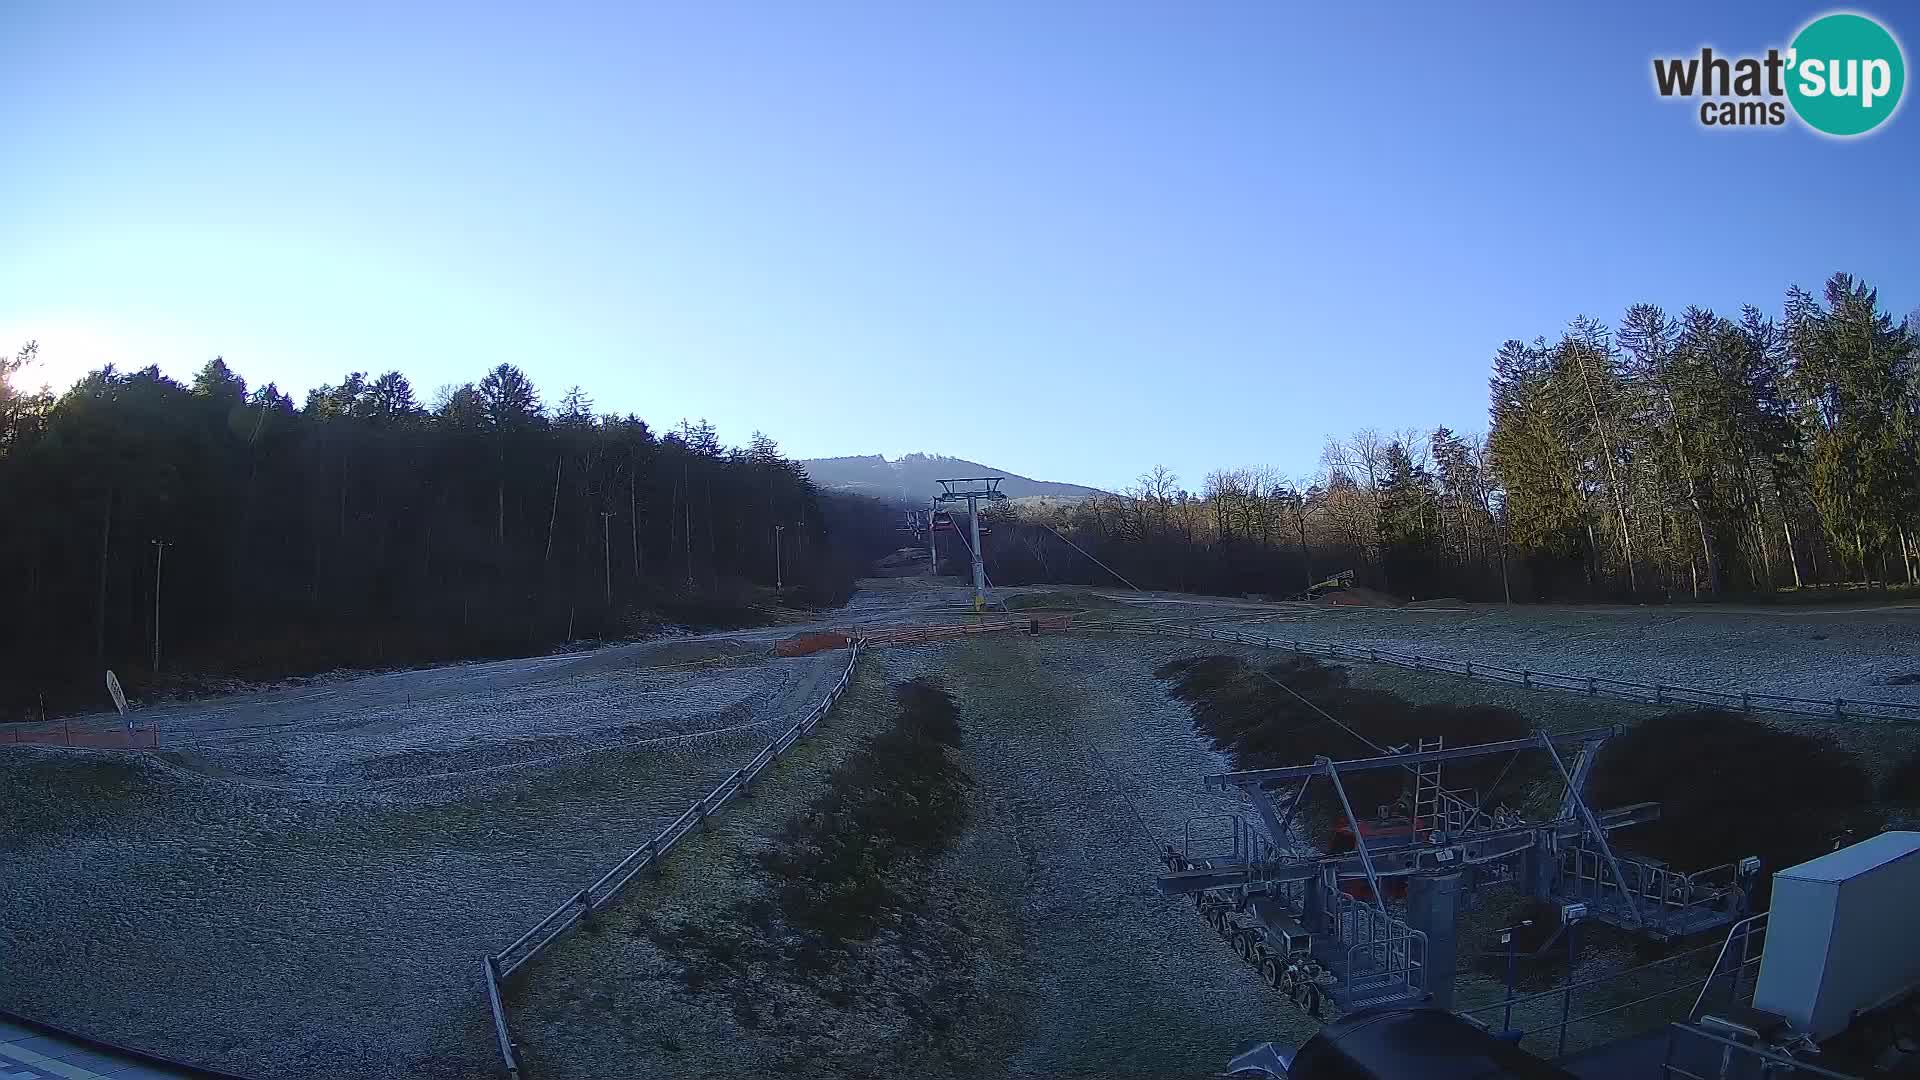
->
1559, 903, 1587, 1058
1497, 918, 1534, 1038
774, 524, 786, 592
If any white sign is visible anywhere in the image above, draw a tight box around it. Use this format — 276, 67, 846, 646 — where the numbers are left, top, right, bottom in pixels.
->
105, 669, 129, 737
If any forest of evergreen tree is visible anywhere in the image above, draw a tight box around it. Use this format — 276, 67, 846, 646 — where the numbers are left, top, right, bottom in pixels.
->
981, 274, 1920, 604
5, 272, 1914, 716
0, 355, 900, 717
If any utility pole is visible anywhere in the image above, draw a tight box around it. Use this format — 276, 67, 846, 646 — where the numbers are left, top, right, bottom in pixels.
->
683, 463, 694, 588
934, 478, 1007, 612
629, 463, 641, 582
774, 524, 785, 591
926, 506, 937, 575
600, 511, 613, 602
150, 539, 172, 672
97, 493, 113, 665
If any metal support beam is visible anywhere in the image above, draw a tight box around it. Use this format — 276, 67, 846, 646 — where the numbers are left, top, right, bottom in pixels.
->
1153, 802, 1659, 896
1538, 730, 1642, 928
1248, 780, 1309, 858
1273, 781, 1309, 850
967, 493, 984, 602
1208, 728, 1619, 789
1319, 755, 1388, 917
1556, 739, 1605, 822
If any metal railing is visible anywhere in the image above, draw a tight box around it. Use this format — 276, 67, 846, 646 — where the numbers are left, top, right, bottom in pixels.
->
1080, 622, 1920, 725
1456, 938, 1724, 1058
1690, 913, 1768, 1020
1431, 787, 1495, 834
1180, 813, 1279, 867
482, 638, 866, 1079
1326, 885, 1427, 1003
1559, 848, 1743, 918
1661, 1022, 1862, 1079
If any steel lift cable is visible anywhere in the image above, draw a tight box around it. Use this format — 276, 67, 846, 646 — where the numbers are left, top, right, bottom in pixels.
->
1039, 523, 1146, 592
1247, 660, 1525, 825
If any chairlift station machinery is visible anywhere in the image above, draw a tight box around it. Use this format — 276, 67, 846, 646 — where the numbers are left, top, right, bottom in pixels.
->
1159, 727, 1761, 1014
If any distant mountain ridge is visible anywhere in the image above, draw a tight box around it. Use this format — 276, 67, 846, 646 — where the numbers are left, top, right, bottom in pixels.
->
799, 453, 1109, 501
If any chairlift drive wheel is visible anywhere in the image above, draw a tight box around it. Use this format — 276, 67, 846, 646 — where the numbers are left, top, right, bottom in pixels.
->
1261, 956, 1283, 988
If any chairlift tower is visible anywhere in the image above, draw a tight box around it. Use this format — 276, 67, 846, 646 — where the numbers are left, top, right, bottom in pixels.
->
925, 504, 937, 575
933, 477, 1007, 610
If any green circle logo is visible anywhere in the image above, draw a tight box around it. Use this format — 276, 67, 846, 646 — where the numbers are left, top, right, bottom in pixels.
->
1787, 13, 1906, 136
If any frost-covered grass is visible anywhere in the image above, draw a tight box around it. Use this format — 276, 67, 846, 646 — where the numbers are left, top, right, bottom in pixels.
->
0, 643, 846, 1080
11, 590, 1915, 1079
1200, 600, 1920, 704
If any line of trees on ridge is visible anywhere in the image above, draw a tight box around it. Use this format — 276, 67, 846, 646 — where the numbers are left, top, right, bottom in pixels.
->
979, 274, 1919, 603
0, 356, 899, 717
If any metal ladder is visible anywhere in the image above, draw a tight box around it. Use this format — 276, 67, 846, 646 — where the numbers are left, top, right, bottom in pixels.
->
1412, 736, 1443, 829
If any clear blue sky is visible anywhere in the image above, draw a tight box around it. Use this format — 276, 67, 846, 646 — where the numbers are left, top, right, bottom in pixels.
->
4, 1, 1915, 493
